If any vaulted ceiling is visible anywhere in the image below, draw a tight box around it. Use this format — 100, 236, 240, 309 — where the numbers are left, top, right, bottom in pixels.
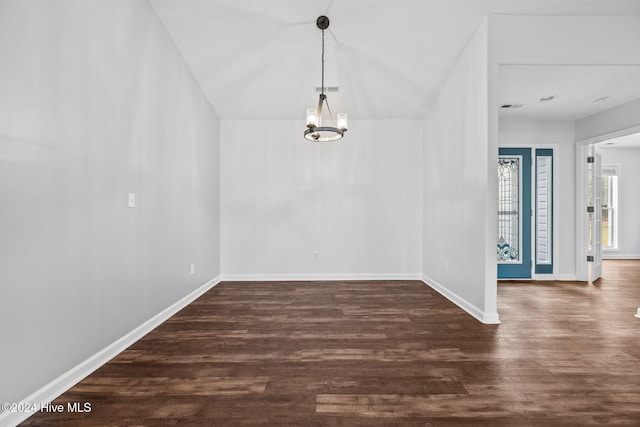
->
150, 0, 640, 120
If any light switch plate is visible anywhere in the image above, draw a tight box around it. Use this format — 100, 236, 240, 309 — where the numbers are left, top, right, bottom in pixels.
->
128, 193, 135, 208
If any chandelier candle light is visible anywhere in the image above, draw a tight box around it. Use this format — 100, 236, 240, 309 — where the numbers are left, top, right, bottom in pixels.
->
305, 16, 348, 142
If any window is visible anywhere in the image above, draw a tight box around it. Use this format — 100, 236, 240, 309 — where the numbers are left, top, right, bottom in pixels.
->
601, 165, 618, 250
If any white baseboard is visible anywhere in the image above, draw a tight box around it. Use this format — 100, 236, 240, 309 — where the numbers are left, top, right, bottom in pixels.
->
529, 274, 578, 281
0, 275, 222, 427
221, 273, 423, 282
603, 254, 640, 260
555, 274, 578, 281
422, 274, 500, 325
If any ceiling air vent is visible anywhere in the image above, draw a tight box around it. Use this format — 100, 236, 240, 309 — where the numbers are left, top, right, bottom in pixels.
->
500, 104, 523, 109
315, 86, 340, 93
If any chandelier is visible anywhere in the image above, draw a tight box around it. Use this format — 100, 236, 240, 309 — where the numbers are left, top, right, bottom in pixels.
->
304, 16, 348, 142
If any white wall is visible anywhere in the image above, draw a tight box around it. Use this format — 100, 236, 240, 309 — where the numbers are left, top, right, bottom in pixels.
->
492, 16, 640, 66
221, 120, 422, 279
0, 0, 220, 406
423, 19, 498, 324
499, 119, 576, 279
599, 147, 640, 258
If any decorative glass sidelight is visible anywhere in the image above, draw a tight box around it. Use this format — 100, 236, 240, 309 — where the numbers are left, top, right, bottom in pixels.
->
535, 149, 554, 274
497, 157, 521, 262
536, 155, 552, 265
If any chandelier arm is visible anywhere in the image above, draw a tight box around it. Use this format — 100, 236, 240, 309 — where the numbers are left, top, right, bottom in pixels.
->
324, 96, 334, 121
317, 94, 325, 127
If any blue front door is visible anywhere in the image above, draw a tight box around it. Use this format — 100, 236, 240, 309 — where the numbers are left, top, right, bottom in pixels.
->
498, 148, 531, 279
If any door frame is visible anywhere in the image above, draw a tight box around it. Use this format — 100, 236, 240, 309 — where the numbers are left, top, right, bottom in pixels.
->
498, 144, 559, 280
575, 125, 640, 281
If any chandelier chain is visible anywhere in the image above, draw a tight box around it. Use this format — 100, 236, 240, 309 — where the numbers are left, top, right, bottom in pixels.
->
320, 29, 334, 120
321, 29, 325, 96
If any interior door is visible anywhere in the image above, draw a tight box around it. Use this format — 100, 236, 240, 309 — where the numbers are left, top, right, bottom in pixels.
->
498, 148, 531, 279
587, 145, 603, 282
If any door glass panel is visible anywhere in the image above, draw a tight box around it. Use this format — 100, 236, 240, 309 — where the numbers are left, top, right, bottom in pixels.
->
601, 165, 618, 250
536, 156, 552, 264
587, 162, 593, 250
595, 153, 602, 266
497, 157, 521, 263
601, 175, 610, 247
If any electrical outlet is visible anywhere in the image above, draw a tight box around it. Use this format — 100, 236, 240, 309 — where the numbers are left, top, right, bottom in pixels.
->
128, 193, 135, 208
313, 252, 319, 261
190, 263, 195, 275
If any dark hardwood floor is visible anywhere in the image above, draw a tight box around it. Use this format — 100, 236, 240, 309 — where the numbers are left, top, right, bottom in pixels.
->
21, 260, 640, 426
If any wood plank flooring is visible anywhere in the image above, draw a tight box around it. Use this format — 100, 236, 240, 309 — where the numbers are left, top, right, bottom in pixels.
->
21, 260, 640, 426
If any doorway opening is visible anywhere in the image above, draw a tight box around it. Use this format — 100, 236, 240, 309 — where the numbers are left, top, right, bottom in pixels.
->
576, 129, 640, 282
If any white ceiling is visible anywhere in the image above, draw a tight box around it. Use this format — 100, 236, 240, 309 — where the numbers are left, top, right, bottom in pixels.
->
598, 132, 640, 149
150, 0, 640, 120
498, 65, 640, 121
